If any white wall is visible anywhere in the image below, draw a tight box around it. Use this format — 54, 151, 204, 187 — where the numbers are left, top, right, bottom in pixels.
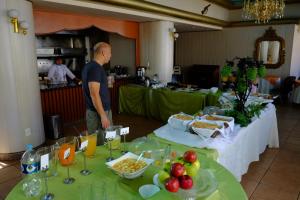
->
140, 21, 174, 83
175, 25, 295, 79
109, 33, 136, 76
290, 25, 300, 78
0, 0, 44, 154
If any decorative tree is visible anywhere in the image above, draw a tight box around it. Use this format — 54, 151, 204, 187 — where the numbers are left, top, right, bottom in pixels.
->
221, 57, 267, 126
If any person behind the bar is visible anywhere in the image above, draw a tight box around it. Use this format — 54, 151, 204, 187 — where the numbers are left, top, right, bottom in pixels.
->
81, 42, 112, 145
47, 57, 79, 84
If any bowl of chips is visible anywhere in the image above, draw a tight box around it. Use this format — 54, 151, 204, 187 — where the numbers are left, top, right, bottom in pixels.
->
106, 152, 154, 179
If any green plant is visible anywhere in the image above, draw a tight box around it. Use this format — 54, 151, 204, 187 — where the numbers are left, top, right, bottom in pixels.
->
222, 57, 263, 114
246, 67, 257, 81
220, 65, 232, 77
225, 103, 267, 127
257, 65, 267, 77
222, 57, 267, 127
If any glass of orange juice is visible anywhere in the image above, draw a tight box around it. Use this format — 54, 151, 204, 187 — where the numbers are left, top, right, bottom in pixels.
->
79, 132, 97, 176
57, 136, 78, 184
81, 132, 97, 158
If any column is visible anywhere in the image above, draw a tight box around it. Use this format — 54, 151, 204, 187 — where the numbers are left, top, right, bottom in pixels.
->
0, 0, 44, 158
140, 21, 175, 83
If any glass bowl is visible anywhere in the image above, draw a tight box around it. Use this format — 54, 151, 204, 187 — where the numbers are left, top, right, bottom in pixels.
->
153, 169, 218, 199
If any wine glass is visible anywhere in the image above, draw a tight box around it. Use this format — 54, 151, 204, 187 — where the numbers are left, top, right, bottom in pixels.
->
36, 146, 54, 200
105, 126, 122, 161
81, 131, 97, 158
57, 136, 78, 184
79, 131, 97, 176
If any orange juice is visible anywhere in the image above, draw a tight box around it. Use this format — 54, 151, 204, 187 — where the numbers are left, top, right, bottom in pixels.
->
81, 134, 97, 157
58, 143, 75, 166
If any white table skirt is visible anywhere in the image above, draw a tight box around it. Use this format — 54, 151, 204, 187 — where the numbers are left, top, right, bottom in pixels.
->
154, 104, 279, 181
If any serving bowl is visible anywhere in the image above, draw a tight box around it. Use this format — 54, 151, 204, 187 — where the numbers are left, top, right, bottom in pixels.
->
105, 152, 154, 179
168, 113, 194, 131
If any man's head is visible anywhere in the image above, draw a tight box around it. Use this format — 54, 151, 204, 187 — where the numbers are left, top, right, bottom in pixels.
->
93, 42, 112, 65
55, 58, 63, 65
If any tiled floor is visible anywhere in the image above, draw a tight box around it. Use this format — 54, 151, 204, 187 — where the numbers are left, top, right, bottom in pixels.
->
1, 103, 300, 200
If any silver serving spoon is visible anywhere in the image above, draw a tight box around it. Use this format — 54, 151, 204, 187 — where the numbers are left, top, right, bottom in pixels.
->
136, 151, 145, 163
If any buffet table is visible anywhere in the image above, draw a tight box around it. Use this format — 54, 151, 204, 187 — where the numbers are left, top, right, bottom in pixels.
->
152, 103, 279, 181
6, 146, 247, 200
119, 85, 220, 121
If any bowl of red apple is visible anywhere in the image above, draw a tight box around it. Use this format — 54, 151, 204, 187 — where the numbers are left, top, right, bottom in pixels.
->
153, 150, 218, 199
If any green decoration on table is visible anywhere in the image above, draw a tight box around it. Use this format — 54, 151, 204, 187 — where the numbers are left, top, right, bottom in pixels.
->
222, 57, 267, 127
220, 64, 232, 81
225, 102, 267, 127
246, 67, 257, 81
257, 65, 267, 77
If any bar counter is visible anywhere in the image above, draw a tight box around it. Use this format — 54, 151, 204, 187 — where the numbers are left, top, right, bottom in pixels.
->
40, 85, 85, 124
40, 78, 133, 125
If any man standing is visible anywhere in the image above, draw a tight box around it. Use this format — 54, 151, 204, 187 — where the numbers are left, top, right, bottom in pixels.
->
82, 42, 112, 145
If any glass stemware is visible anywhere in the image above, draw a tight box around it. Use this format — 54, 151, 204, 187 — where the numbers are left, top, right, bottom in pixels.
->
121, 133, 128, 154
57, 136, 78, 184
36, 146, 54, 200
79, 132, 96, 176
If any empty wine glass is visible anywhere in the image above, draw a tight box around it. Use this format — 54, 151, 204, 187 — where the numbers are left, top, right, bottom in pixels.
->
36, 146, 54, 200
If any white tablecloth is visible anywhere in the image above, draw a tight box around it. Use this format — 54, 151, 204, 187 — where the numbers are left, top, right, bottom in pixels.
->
154, 104, 279, 181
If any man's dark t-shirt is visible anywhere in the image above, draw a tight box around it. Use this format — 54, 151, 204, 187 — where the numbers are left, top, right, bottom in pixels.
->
82, 61, 110, 111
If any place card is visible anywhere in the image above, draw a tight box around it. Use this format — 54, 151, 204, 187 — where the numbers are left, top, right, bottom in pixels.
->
120, 127, 129, 135
40, 153, 49, 171
105, 131, 116, 139
64, 148, 71, 159
80, 140, 88, 151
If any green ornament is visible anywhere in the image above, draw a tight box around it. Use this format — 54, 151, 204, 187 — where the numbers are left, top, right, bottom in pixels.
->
221, 65, 232, 77
246, 67, 257, 81
237, 80, 247, 93
257, 66, 266, 77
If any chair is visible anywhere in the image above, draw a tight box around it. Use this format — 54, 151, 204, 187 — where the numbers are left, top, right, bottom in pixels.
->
258, 75, 281, 95
280, 76, 296, 102
291, 79, 300, 104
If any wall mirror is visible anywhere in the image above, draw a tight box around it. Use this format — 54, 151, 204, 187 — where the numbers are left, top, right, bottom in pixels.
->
254, 27, 285, 69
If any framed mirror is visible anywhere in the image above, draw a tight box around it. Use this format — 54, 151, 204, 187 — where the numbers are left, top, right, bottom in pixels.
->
254, 27, 285, 69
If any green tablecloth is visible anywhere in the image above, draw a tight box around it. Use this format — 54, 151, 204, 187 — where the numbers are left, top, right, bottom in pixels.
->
147, 134, 218, 161
119, 85, 221, 121
6, 145, 247, 200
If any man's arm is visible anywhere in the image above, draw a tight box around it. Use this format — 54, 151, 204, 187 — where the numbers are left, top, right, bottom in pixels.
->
88, 81, 110, 129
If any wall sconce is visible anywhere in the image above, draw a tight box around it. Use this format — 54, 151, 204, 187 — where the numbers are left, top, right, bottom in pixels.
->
19, 21, 29, 35
169, 28, 179, 41
7, 9, 29, 35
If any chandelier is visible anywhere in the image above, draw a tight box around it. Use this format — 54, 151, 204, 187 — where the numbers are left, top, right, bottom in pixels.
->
242, 0, 285, 23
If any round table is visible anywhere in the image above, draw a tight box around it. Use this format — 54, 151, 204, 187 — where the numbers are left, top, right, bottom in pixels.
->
6, 145, 247, 200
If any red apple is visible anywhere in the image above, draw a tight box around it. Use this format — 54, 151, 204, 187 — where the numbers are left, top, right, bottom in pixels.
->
171, 163, 185, 177
165, 177, 180, 192
183, 150, 197, 163
178, 175, 193, 189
